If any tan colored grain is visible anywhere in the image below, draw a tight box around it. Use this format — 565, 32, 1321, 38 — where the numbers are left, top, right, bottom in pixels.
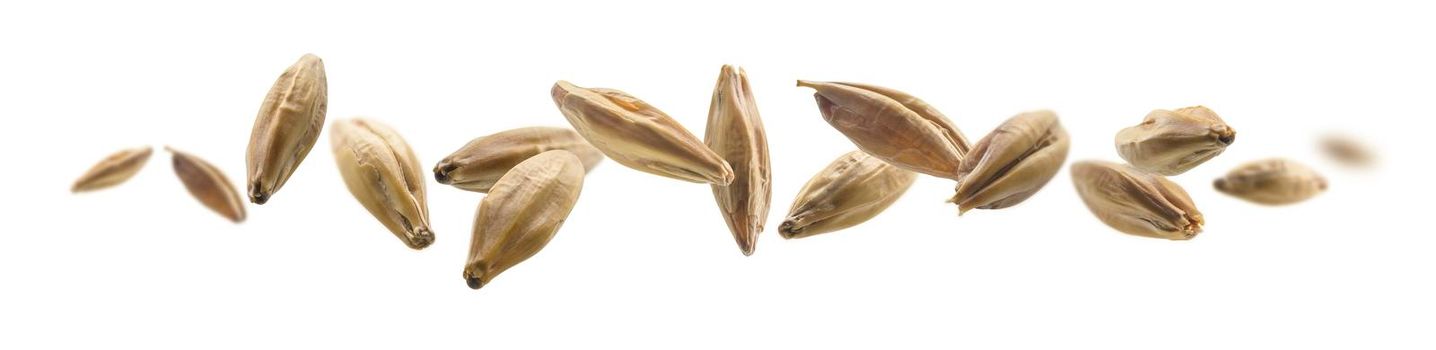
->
331, 118, 433, 249
705, 65, 771, 256
950, 110, 1070, 214
1214, 158, 1327, 205
1071, 160, 1202, 240
71, 146, 153, 193
167, 147, 246, 223
1115, 106, 1235, 175
796, 80, 971, 179
550, 81, 734, 184
779, 151, 916, 239
1320, 134, 1376, 168
246, 53, 328, 205
433, 127, 603, 193
464, 150, 585, 289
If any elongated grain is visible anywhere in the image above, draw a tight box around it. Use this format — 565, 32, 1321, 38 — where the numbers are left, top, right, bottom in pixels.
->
1115, 106, 1235, 175
779, 151, 916, 238
951, 110, 1070, 213
1214, 158, 1327, 205
433, 127, 603, 193
167, 147, 246, 223
331, 118, 433, 249
797, 80, 970, 179
551, 81, 734, 184
71, 147, 153, 193
1071, 160, 1202, 240
246, 54, 328, 204
705, 65, 771, 256
464, 150, 585, 289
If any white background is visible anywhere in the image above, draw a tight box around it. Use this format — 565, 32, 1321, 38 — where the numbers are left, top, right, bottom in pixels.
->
3, 1, 1433, 348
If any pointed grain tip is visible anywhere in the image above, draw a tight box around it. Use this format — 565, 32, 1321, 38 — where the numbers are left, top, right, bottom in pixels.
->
796, 80, 816, 88
737, 239, 756, 256
433, 166, 452, 184
408, 228, 435, 250
1218, 133, 1235, 145
550, 81, 570, 101
249, 190, 269, 205
715, 170, 736, 185
777, 221, 799, 239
